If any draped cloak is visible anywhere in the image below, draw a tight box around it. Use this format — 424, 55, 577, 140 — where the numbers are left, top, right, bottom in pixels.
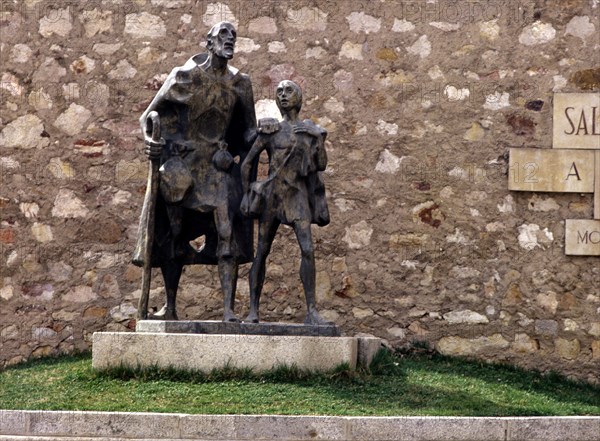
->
133, 53, 257, 267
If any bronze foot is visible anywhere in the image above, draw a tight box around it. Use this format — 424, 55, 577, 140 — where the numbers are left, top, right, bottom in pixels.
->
223, 310, 240, 322
151, 304, 178, 320
243, 311, 259, 323
304, 309, 333, 326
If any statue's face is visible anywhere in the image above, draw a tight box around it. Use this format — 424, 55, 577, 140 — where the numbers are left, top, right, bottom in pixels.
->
276, 81, 301, 112
209, 22, 237, 59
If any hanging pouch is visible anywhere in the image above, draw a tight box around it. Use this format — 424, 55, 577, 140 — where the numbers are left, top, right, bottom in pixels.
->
241, 181, 266, 218
159, 156, 193, 203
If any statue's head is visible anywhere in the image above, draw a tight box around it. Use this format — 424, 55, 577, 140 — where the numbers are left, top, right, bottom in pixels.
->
276, 80, 302, 113
206, 21, 237, 60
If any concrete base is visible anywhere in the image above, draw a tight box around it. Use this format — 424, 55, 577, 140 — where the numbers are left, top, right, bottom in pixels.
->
92, 332, 367, 372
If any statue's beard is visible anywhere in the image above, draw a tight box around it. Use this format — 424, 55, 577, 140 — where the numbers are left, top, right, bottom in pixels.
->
213, 45, 234, 59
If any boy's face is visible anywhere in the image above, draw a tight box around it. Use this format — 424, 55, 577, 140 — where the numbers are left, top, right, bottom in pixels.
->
276, 81, 301, 112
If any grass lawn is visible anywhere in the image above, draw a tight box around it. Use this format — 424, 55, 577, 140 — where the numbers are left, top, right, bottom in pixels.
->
0, 350, 598, 416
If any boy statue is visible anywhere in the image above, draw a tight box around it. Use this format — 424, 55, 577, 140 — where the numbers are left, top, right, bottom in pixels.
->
241, 80, 332, 326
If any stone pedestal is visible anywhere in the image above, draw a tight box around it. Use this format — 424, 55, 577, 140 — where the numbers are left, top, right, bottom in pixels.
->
92, 321, 382, 373
136, 319, 341, 336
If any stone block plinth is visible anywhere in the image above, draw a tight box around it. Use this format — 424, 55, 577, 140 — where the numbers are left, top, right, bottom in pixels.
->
92, 332, 359, 372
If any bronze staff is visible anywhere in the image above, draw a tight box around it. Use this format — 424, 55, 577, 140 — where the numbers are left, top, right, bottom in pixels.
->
137, 111, 161, 320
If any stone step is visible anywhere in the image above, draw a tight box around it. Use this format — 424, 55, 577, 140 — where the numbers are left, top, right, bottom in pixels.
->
1, 411, 599, 440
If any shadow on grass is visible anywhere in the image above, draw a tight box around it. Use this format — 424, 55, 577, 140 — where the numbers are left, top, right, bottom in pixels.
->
395, 349, 600, 411
294, 351, 600, 416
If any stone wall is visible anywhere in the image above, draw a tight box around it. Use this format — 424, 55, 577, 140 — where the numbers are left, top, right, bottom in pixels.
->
0, 0, 598, 382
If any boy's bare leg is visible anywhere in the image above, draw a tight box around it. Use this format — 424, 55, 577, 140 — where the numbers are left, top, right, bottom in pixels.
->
294, 220, 333, 326
246, 217, 280, 323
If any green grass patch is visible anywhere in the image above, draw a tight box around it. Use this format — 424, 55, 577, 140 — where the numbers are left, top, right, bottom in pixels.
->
0, 349, 598, 416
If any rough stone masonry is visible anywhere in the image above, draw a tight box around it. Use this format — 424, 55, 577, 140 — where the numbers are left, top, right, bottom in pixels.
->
0, 0, 599, 382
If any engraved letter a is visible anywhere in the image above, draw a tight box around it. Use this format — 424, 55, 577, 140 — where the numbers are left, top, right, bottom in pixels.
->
565, 162, 581, 181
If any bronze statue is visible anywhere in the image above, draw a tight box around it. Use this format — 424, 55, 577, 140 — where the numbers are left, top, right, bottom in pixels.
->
133, 21, 258, 322
241, 80, 332, 325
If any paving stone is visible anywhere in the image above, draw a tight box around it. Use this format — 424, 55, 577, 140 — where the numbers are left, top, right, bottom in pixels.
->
349, 416, 507, 440
507, 417, 600, 441
234, 415, 347, 440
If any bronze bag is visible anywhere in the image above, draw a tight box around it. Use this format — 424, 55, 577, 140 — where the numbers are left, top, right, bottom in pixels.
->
159, 156, 193, 204
241, 181, 266, 218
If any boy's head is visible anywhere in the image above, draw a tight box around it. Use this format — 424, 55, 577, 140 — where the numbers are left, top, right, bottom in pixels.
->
276, 80, 302, 113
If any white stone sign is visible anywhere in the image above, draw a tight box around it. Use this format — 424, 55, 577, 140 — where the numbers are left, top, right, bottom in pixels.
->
508, 148, 595, 193
553, 93, 600, 150
565, 219, 600, 256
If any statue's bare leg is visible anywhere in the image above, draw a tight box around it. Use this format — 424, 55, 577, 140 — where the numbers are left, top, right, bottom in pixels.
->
215, 203, 233, 258
294, 220, 332, 326
219, 256, 239, 322
153, 260, 182, 320
245, 217, 280, 323
215, 205, 239, 322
